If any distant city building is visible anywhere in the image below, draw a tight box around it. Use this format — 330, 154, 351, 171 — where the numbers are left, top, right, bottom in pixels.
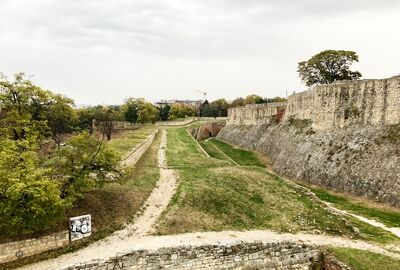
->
155, 99, 202, 108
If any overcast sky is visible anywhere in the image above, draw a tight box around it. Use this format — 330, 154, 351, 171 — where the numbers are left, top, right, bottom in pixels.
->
1, 0, 399, 105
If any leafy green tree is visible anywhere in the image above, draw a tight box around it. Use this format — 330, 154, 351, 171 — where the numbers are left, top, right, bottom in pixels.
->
121, 98, 141, 124
49, 132, 121, 201
244, 94, 264, 105
159, 105, 171, 121
298, 50, 362, 86
0, 73, 51, 140
46, 94, 77, 146
200, 99, 228, 117
137, 102, 159, 124
168, 103, 197, 120
229, 97, 245, 108
0, 72, 127, 235
0, 138, 65, 234
76, 107, 96, 132
210, 99, 228, 117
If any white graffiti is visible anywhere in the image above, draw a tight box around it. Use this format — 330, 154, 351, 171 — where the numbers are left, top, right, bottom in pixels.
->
69, 214, 92, 241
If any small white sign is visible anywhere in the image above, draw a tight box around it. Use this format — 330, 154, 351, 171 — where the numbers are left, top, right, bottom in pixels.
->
69, 214, 92, 241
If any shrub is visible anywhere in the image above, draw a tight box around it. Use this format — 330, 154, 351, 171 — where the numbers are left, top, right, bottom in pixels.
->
0, 139, 66, 234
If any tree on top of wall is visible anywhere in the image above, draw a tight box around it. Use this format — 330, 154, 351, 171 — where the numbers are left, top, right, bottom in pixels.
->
298, 50, 362, 86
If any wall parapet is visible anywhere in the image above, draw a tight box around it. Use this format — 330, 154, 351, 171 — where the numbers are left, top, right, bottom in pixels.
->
284, 75, 400, 130
228, 102, 287, 125
227, 76, 400, 130
0, 231, 69, 264
68, 241, 319, 270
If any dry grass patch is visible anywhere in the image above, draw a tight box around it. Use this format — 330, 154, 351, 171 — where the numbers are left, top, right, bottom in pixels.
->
155, 166, 357, 236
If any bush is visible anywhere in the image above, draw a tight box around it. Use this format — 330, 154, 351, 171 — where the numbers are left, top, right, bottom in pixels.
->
0, 139, 65, 234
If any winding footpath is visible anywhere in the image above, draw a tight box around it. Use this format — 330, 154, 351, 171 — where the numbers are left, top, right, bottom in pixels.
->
19, 129, 178, 270
324, 202, 400, 238
18, 129, 400, 270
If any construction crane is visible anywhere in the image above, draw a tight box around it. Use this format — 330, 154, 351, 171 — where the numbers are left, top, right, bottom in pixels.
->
196, 90, 207, 101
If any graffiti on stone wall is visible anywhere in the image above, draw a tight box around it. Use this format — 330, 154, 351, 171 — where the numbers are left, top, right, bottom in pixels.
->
69, 214, 92, 241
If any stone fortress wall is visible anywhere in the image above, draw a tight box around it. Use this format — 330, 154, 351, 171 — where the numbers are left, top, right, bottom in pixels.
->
221, 75, 400, 207
70, 241, 319, 270
228, 102, 287, 125
228, 75, 400, 129
284, 76, 400, 130
0, 231, 69, 264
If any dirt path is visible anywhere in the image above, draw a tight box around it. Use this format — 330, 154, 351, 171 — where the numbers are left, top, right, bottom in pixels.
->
324, 202, 400, 238
18, 129, 177, 270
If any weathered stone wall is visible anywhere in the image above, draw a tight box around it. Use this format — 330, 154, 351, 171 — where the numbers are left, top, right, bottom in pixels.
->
189, 122, 226, 140
121, 129, 158, 166
227, 76, 400, 130
68, 241, 319, 270
218, 123, 400, 207
220, 76, 400, 207
0, 231, 69, 264
156, 118, 196, 126
228, 102, 287, 125
318, 251, 352, 270
284, 76, 400, 130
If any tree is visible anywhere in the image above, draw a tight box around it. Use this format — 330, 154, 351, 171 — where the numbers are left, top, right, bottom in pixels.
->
0, 73, 51, 141
76, 107, 96, 132
121, 98, 141, 124
201, 99, 228, 117
49, 132, 122, 202
229, 97, 245, 108
159, 105, 171, 121
244, 94, 264, 105
0, 72, 127, 235
210, 99, 228, 117
46, 94, 77, 147
298, 50, 362, 86
137, 102, 159, 124
89, 106, 115, 140
264, 96, 287, 103
168, 103, 197, 120
0, 137, 66, 234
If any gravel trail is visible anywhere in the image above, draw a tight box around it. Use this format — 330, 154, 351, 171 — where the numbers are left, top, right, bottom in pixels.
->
18, 129, 177, 270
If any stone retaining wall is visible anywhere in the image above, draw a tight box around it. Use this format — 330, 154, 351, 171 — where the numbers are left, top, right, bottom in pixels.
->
284, 76, 400, 130
121, 129, 158, 166
218, 123, 400, 207
68, 241, 319, 270
189, 122, 226, 140
0, 230, 69, 264
156, 119, 196, 126
227, 76, 400, 130
228, 102, 287, 125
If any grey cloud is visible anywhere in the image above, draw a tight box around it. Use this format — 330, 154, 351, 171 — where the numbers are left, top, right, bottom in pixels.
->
0, 0, 399, 105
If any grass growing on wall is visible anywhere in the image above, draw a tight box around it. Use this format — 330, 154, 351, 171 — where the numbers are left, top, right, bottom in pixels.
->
327, 247, 400, 270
